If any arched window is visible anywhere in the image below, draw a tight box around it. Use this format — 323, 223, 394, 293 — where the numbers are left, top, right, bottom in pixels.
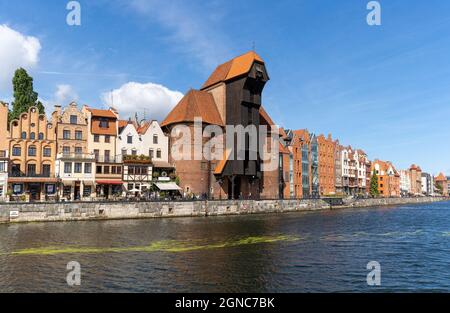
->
38, 133, 44, 140
21, 132, 26, 139
30, 132, 36, 140
28, 145, 37, 157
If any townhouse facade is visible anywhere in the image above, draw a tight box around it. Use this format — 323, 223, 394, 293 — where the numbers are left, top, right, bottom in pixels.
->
400, 170, 411, 196
7, 106, 58, 201
317, 134, 336, 196
421, 172, 434, 196
52, 103, 96, 201
371, 159, 401, 197
83, 107, 122, 199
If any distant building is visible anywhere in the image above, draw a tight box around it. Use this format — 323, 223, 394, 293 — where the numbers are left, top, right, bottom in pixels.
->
434, 173, 448, 196
409, 164, 423, 196
317, 134, 336, 196
334, 141, 343, 194
400, 170, 411, 196
421, 172, 434, 196
371, 159, 400, 198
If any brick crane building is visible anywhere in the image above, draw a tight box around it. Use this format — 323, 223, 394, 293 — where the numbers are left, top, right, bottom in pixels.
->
161, 51, 279, 199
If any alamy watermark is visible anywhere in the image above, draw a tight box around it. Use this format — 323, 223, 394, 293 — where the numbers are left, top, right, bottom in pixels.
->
66, 261, 81, 286
66, 1, 81, 26
367, 1, 381, 26
366, 261, 381, 286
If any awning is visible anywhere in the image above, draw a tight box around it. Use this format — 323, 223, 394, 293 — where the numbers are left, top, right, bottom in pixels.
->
96, 180, 123, 185
154, 182, 182, 191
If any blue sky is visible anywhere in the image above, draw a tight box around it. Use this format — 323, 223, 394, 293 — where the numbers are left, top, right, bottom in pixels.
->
0, 0, 449, 174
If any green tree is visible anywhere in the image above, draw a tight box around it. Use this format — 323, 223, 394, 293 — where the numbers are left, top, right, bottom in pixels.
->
370, 171, 379, 197
9, 68, 45, 122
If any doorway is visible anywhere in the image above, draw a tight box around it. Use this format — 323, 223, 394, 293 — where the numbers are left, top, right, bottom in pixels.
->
29, 183, 41, 201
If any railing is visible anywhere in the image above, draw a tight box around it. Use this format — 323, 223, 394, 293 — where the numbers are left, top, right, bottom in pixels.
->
57, 153, 96, 160
95, 155, 123, 163
10, 171, 53, 178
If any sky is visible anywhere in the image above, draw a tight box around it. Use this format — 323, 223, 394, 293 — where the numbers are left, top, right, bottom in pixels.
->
0, 0, 449, 175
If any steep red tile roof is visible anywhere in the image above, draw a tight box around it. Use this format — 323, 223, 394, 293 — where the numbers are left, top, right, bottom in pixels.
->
161, 89, 224, 127
87, 108, 117, 119
202, 51, 265, 89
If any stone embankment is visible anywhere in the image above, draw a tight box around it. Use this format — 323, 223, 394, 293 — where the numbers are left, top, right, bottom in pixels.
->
0, 197, 447, 224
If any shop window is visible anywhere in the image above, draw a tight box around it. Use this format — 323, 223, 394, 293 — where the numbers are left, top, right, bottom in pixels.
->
45, 184, 56, 195
63, 186, 72, 198
13, 184, 23, 195
83, 186, 92, 197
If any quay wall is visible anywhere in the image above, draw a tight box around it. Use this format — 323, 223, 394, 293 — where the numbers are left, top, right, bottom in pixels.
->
0, 197, 447, 224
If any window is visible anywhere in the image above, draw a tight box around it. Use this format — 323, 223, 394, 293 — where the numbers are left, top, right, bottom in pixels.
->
74, 163, 82, 173
42, 165, 51, 177
105, 135, 110, 143
63, 130, 71, 139
75, 131, 82, 140
43, 147, 51, 157
153, 135, 158, 144
70, 115, 78, 124
30, 133, 36, 140
105, 150, 110, 162
38, 133, 44, 140
28, 146, 37, 157
111, 166, 117, 174
63, 146, 70, 155
122, 149, 127, 156
0, 162, 4, 172
96, 166, 102, 174
99, 118, 108, 128
64, 162, 72, 174
21, 132, 26, 139
83, 186, 92, 197
63, 186, 71, 198
11, 164, 21, 176
116, 166, 122, 174
27, 164, 36, 176
157, 149, 161, 159
149, 149, 154, 159
104, 166, 110, 174
12, 146, 21, 156
75, 147, 82, 155
45, 184, 56, 195
12, 184, 24, 195
84, 163, 92, 174
132, 149, 137, 156
94, 135, 100, 142
127, 135, 133, 144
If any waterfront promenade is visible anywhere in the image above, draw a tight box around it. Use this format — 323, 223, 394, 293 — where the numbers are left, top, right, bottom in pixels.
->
0, 196, 447, 224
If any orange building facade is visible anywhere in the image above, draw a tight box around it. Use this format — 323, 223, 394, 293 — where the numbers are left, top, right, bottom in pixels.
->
371, 159, 401, 198
7, 106, 58, 201
317, 134, 336, 196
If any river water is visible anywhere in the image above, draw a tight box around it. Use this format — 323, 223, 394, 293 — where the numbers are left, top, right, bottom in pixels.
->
0, 201, 449, 292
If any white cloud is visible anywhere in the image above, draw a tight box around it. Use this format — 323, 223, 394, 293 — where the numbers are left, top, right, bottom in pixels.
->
0, 24, 41, 92
102, 82, 183, 121
54, 84, 79, 104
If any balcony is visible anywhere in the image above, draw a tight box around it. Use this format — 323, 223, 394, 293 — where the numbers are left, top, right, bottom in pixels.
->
57, 153, 96, 161
10, 171, 53, 178
95, 155, 123, 164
